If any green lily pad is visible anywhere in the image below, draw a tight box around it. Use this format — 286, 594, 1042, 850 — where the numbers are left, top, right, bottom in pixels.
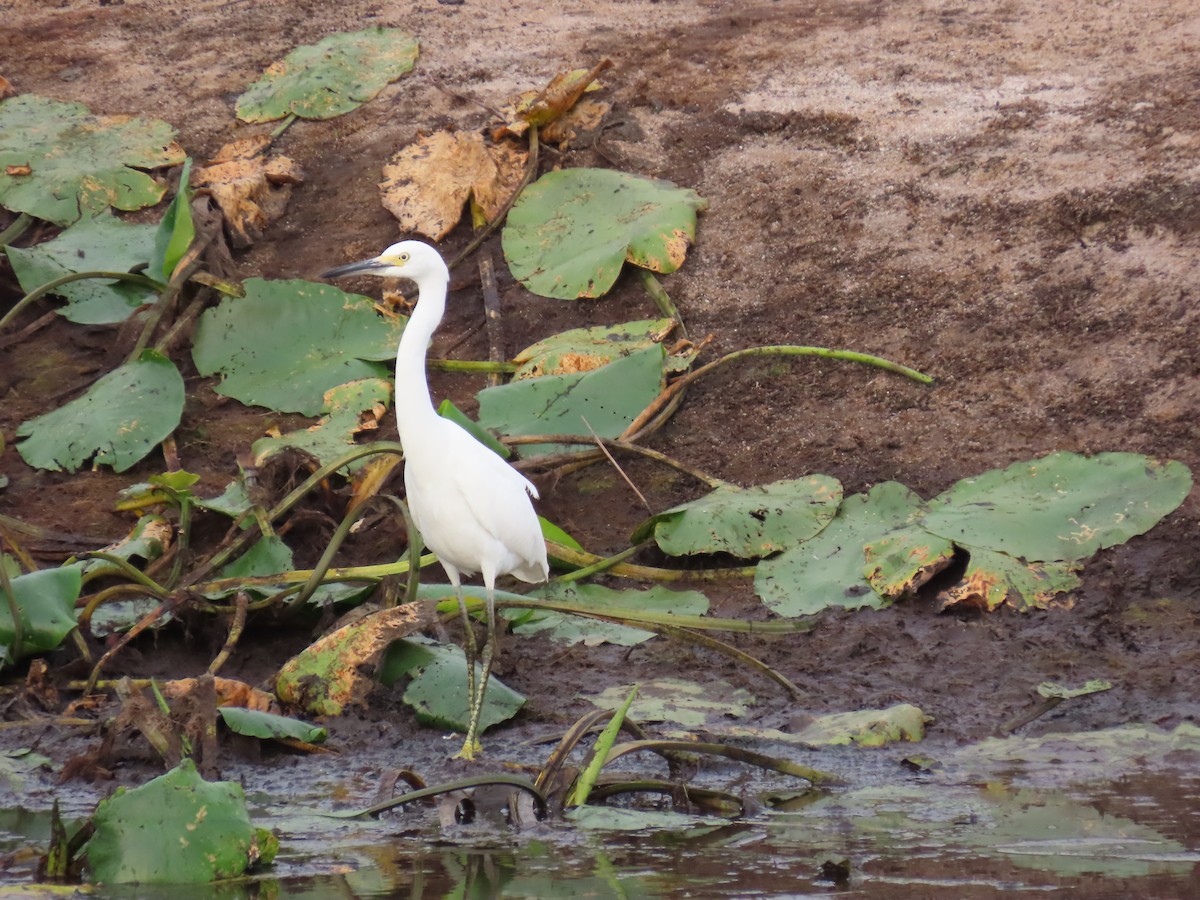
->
218, 707, 328, 744
512, 318, 675, 379
503, 168, 706, 299
476, 343, 665, 456
920, 452, 1193, 563
589, 677, 753, 727
252, 378, 392, 471
4, 212, 159, 324
15, 349, 185, 473
382, 636, 525, 737
755, 482, 924, 617
1, 566, 80, 668
192, 279, 404, 415
634, 475, 843, 559
0, 94, 184, 226
236, 28, 419, 123
514, 583, 709, 646
717, 703, 928, 748
85, 759, 275, 884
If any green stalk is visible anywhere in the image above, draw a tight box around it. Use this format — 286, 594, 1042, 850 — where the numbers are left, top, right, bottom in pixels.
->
0, 212, 32, 246
0, 270, 165, 332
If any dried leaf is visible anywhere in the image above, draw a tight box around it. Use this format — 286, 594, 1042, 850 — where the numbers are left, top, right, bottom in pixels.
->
541, 97, 611, 147
159, 677, 279, 713
493, 59, 613, 140
379, 131, 527, 240
0, 76, 14, 100
194, 135, 304, 248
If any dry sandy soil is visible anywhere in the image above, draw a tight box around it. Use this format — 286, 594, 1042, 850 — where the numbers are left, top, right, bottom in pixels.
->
2, 0, 1198, 781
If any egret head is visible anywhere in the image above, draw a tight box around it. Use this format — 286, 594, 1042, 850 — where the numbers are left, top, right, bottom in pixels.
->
321, 240, 447, 283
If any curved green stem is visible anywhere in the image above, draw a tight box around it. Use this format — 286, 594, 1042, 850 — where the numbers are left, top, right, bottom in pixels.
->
270, 113, 298, 141
0, 270, 165, 333
284, 500, 374, 614
0, 212, 32, 247
184, 442, 406, 585
545, 539, 756, 582
637, 270, 688, 341
81, 552, 170, 598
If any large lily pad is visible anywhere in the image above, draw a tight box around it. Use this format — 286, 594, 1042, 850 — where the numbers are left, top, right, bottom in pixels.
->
0, 94, 184, 226
192, 279, 404, 415
1, 566, 80, 668
236, 28, 419, 123
514, 583, 709, 646
940, 546, 1081, 611
4, 212, 158, 324
502, 168, 706, 299
15, 350, 185, 473
633, 475, 843, 559
920, 452, 1193, 562
476, 343, 665, 456
85, 759, 274, 884
754, 482, 924, 617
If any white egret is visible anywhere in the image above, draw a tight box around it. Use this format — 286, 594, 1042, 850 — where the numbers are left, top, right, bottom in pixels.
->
322, 241, 549, 760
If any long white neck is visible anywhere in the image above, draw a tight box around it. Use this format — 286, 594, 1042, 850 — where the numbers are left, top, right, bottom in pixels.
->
394, 266, 449, 448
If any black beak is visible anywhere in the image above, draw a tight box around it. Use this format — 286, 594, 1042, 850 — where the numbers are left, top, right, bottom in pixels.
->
320, 257, 386, 280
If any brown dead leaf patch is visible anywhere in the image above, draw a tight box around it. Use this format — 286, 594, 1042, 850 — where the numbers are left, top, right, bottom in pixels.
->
194, 135, 304, 248
379, 131, 527, 240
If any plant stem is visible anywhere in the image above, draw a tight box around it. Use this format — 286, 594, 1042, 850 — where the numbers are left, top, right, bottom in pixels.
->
0, 212, 32, 246
0, 270, 164, 333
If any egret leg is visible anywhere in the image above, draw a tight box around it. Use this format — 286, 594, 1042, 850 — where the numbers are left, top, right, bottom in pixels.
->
446, 568, 479, 760
459, 580, 499, 761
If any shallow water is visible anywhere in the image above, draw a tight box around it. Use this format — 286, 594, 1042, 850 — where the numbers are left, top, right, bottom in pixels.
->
4, 726, 1198, 898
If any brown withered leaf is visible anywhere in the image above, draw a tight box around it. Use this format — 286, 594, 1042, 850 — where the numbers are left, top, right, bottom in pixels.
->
6, 164, 31, 176
493, 58, 613, 140
379, 130, 527, 239
0, 76, 14, 100
159, 676, 280, 712
194, 134, 304, 248
541, 97, 611, 148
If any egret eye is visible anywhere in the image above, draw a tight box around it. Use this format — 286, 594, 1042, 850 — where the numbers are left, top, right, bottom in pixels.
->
399, 252, 410, 262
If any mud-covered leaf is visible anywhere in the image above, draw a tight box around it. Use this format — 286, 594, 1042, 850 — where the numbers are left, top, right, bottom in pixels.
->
589, 677, 753, 727
476, 343, 665, 456
0, 94, 185, 225
635, 475, 843, 559
503, 168, 706, 299
252, 378, 391, 472
863, 525, 956, 599
218, 707, 328, 745
192, 279, 405, 415
755, 481, 924, 616
194, 136, 303, 248
514, 583, 709, 646
152, 158, 194, 282
381, 636, 524, 737
1, 566, 80, 668
236, 28, 419, 123
85, 759, 273, 884
940, 546, 1081, 611
379, 131, 526, 240
565, 806, 719, 831
921, 452, 1193, 563
15, 349, 184, 473
275, 603, 429, 717
719, 703, 928, 748
512, 318, 674, 379
1037, 679, 1113, 700
4, 211, 158, 324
